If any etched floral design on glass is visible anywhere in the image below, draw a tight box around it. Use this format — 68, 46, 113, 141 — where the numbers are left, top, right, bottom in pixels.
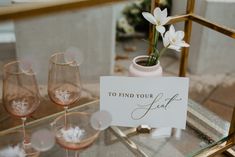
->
55, 90, 71, 105
11, 99, 29, 116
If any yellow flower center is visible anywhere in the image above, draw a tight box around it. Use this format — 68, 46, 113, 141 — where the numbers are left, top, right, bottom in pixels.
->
156, 20, 161, 26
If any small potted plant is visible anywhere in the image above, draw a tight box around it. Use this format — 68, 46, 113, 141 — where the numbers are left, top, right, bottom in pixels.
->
129, 7, 190, 77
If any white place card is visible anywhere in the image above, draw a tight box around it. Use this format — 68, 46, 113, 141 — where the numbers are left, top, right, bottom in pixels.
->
100, 76, 189, 129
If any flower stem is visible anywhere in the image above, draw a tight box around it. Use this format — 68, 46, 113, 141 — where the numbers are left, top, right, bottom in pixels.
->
154, 31, 159, 54
158, 44, 170, 60
147, 29, 160, 66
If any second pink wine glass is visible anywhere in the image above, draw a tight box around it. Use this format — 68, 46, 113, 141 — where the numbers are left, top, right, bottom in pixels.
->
48, 53, 82, 125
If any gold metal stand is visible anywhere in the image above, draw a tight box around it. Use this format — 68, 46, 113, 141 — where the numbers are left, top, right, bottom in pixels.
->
151, 0, 235, 156
146, 0, 235, 155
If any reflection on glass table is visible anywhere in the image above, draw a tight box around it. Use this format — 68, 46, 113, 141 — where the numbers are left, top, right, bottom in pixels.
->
0, 100, 230, 157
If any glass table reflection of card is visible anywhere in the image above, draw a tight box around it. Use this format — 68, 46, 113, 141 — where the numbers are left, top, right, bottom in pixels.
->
100, 76, 189, 129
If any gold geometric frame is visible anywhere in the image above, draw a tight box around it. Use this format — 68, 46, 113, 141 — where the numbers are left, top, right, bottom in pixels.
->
0, 0, 235, 156
151, 0, 235, 156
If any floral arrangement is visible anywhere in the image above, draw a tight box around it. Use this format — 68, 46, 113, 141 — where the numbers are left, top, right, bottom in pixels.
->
142, 7, 190, 66
117, 0, 172, 37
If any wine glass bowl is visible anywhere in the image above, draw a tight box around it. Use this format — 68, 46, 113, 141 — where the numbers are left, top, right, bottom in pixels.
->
51, 112, 99, 150
3, 61, 40, 118
48, 53, 81, 108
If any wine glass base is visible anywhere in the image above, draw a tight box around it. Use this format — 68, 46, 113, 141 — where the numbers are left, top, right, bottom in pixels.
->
51, 112, 100, 151
64, 149, 80, 157
23, 142, 40, 157
22, 131, 40, 157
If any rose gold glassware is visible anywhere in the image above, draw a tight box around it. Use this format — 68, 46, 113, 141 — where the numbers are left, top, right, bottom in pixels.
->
49, 53, 91, 156
2, 60, 40, 156
48, 53, 82, 124
51, 112, 99, 156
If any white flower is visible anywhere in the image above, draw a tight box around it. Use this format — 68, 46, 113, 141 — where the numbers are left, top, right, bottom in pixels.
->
117, 17, 135, 35
162, 25, 190, 52
160, 0, 168, 6
134, 0, 144, 6
123, 25, 135, 35
142, 7, 171, 34
117, 17, 129, 29
130, 8, 140, 14
0, 145, 26, 157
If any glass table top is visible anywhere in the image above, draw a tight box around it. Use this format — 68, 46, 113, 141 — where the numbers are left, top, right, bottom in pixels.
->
0, 100, 230, 157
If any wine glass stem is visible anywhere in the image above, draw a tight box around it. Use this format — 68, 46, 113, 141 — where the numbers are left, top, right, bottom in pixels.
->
64, 106, 68, 128
75, 151, 79, 157
21, 117, 27, 144
66, 149, 69, 157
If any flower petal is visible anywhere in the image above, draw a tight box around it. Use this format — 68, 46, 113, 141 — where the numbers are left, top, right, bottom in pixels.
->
161, 17, 171, 25
161, 8, 168, 18
163, 31, 170, 47
176, 31, 185, 40
168, 25, 177, 40
156, 25, 165, 34
175, 48, 182, 52
169, 45, 181, 51
142, 12, 156, 25
176, 41, 190, 47
169, 25, 175, 36
153, 7, 161, 19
